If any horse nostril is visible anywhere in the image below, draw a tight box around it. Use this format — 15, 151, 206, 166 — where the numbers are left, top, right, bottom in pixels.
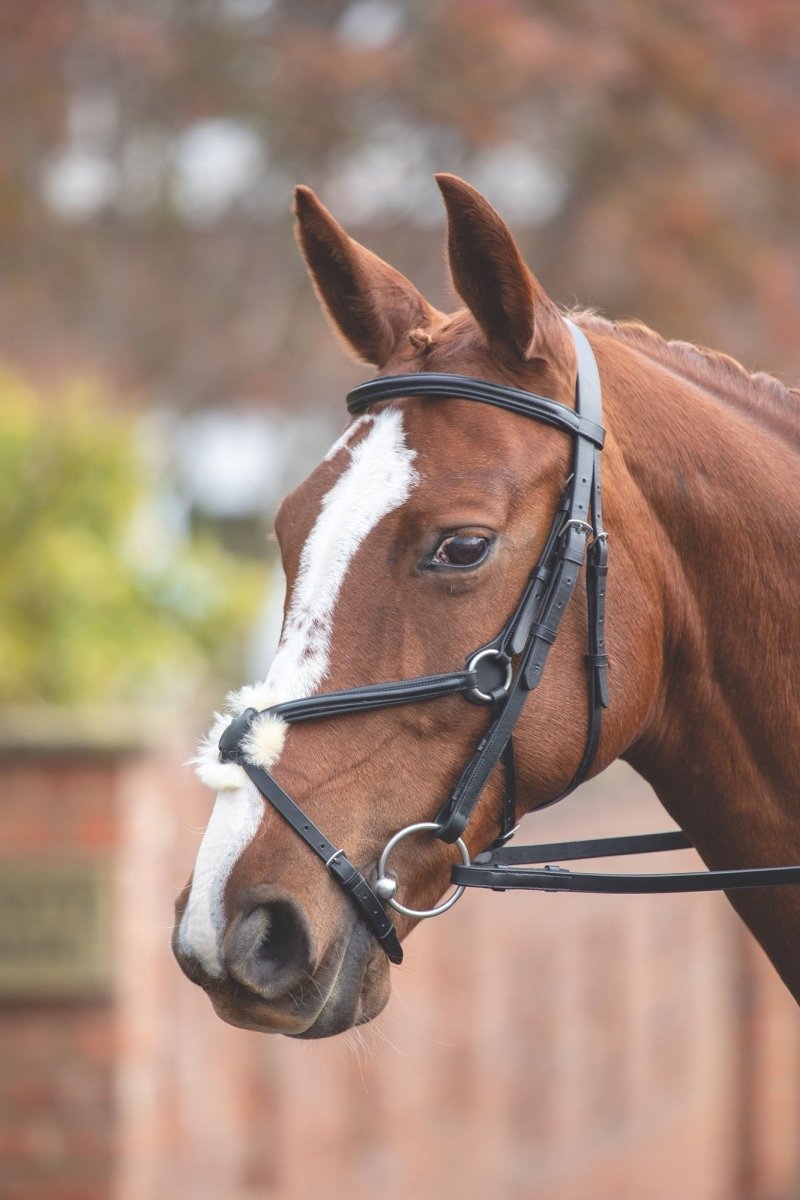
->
222, 888, 315, 1000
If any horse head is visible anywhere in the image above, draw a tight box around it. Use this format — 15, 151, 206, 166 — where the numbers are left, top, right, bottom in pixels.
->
172, 176, 669, 1035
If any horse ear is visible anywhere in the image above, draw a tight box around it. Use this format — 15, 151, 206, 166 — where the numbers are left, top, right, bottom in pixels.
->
435, 173, 563, 362
294, 186, 437, 367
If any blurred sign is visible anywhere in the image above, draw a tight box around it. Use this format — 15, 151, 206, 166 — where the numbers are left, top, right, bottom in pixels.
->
0, 861, 111, 997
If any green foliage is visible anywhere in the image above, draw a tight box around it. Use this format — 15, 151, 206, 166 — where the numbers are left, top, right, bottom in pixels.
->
0, 372, 266, 707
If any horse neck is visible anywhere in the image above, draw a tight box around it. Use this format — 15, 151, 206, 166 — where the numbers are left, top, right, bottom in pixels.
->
600, 333, 800, 852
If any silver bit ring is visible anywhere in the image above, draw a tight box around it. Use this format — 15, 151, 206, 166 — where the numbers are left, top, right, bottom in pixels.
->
375, 822, 470, 919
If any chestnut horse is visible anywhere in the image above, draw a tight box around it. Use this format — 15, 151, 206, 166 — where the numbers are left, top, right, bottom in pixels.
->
173, 175, 800, 1036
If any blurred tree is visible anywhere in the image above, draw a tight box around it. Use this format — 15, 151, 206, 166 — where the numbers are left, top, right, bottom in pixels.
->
0, 0, 798, 413
0, 371, 265, 705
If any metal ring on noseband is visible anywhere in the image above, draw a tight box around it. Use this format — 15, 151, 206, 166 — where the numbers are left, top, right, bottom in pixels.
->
465, 647, 513, 703
375, 822, 471, 918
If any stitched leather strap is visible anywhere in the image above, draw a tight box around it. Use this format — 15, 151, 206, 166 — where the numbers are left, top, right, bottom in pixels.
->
532, 322, 608, 807
434, 322, 605, 842
452, 862, 800, 894
347, 373, 606, 447
474, 830, 692, 863
269, 670, 478, 723
451, 829, 800, 893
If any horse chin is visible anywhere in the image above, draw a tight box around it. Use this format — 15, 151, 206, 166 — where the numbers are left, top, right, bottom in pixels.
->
205, 921, 391, 1039
293, 923, 391, 1039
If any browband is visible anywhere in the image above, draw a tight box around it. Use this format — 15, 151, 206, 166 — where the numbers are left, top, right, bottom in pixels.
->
347, 372, 606, 447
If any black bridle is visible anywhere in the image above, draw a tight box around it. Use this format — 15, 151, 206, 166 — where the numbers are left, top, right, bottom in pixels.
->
218, 320, 800, 967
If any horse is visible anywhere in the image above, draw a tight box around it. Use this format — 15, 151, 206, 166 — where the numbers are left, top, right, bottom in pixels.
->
173, 174, 800, 1037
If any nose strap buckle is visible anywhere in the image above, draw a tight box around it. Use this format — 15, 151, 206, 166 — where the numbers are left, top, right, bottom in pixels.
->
218, 707, 258, 763
216, 716, 404, 966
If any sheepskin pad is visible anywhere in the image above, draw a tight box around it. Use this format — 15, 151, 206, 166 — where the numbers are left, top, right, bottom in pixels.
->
193, 681, 287, 791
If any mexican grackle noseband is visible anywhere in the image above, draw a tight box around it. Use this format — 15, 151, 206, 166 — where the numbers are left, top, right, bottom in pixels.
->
218, 320, 800, 967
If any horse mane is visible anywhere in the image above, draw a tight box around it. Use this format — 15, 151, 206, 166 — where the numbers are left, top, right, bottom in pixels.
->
573, 309, 800, 447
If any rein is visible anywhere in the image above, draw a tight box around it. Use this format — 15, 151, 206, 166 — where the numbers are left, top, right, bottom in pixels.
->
218, 320, 800, 967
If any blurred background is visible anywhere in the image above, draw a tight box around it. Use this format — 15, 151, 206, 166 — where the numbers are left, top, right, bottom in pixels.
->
2, 1, 800, 1198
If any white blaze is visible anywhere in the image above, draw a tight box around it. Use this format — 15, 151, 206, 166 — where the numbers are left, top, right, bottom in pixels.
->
267, 409, 419, 701
178, 408, 419, 975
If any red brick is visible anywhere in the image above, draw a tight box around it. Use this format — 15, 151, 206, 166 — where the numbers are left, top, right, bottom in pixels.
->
4, 749, 800, 1200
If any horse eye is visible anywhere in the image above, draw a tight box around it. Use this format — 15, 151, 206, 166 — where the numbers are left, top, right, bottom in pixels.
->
431, 534, 491, 568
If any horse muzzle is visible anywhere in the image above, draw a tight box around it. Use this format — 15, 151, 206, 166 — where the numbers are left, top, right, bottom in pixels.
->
172, 894, 390, 1037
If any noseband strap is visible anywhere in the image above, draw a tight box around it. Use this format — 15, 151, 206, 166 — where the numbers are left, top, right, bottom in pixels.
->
219, 709, 404, 964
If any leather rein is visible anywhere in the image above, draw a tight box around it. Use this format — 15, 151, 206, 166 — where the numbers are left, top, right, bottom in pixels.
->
218, 320, 800, 967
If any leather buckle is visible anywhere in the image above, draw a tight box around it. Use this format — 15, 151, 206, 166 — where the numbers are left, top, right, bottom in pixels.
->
218, 707, 258, 763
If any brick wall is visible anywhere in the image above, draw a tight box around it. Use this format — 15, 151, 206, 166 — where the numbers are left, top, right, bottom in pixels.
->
119, 751, 800, 1200
2, 731, 799, 1200
0, 749, 122, 1200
